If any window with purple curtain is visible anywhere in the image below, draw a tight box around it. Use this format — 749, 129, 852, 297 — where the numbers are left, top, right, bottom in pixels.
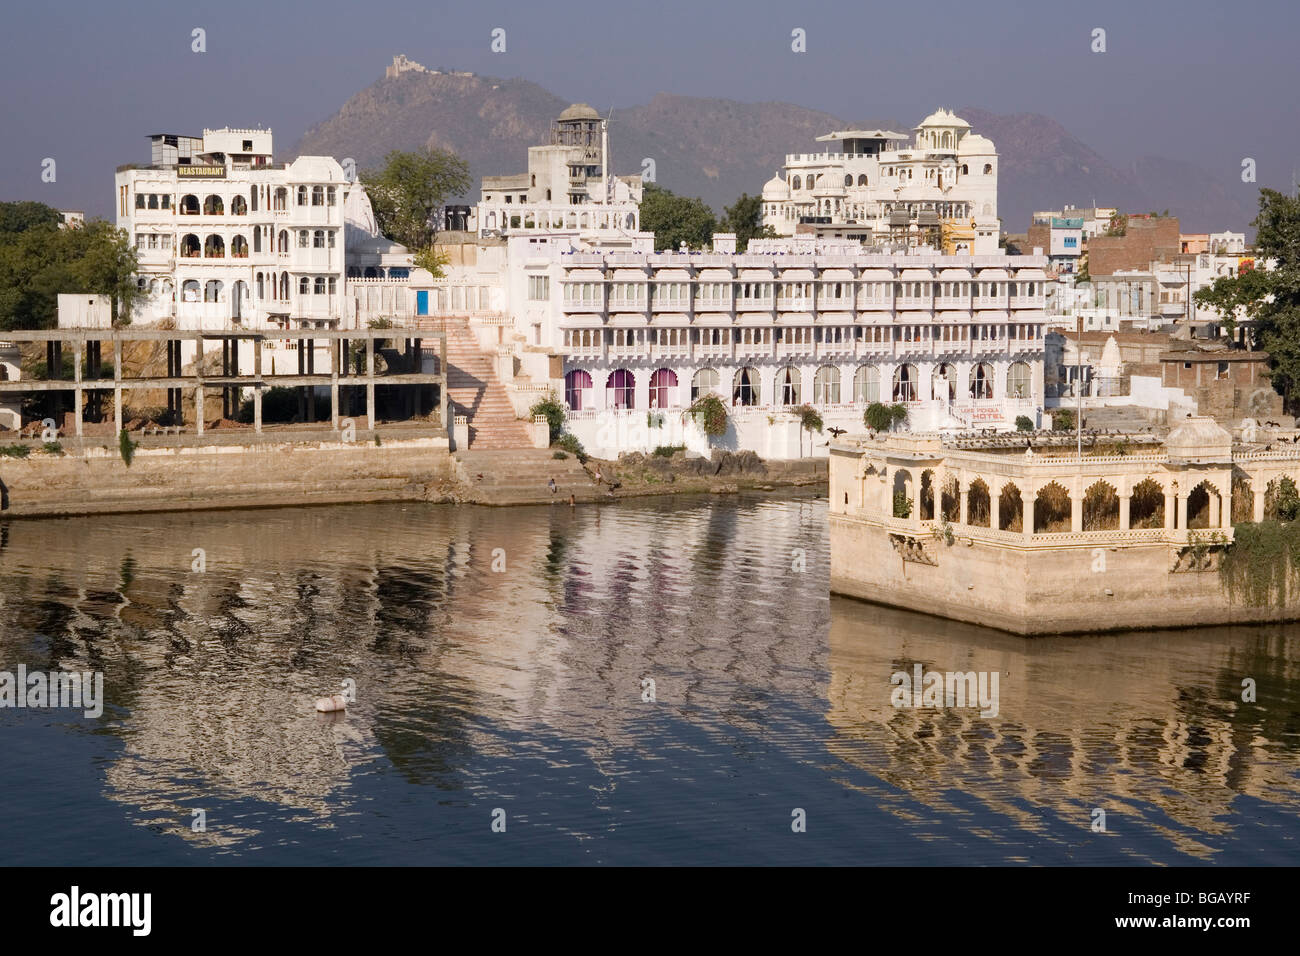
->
649, 368, 678, 408
565, 369, 592, 410
606, 368, 635, 409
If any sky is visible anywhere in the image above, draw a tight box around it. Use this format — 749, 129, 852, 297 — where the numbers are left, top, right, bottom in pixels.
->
2, 0, 1297, 220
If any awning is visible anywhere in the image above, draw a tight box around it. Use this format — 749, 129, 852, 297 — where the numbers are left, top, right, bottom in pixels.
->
649, 312, 691, 327
692, 314, 734, 328
607, 314, 648, 328
558, 313, 605, 329
735, 313, 775, 327
777, 314, 814, 326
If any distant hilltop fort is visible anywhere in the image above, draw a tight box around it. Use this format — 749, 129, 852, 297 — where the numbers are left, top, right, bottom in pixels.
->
385, 54, 474, 80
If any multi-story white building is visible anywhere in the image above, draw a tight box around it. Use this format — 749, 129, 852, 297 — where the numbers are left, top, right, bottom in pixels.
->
115, 128, 349, 335
760, 109, 1000, 254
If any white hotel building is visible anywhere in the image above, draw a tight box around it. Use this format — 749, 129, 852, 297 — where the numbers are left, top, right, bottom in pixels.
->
114, 128, 349, 338
760, 109, 1000, 254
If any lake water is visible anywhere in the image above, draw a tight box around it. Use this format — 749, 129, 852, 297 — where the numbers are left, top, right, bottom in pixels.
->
1, 495, 1297, 865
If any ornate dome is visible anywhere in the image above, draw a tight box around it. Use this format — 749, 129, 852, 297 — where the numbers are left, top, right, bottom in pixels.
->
558, 103, 600, 122
762, 173, 790, 200
957, 133, 995, 154
917, 108, 971, 129
1164, 415, 1232, 464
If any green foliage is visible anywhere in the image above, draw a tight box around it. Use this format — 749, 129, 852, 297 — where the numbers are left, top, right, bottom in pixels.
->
892, 490, 913, 519
865, 402, 908, 432
553, 432, 587, 464
646, 411, 665, 429
40, 441, 64, 456
1015, 415, 1034, 432
639, 183, 716, 252
0, 444, 31, 459
118, 429, 137, 466
793, 404, 823, 434
653, 444, 685, 457
362, 148, 472, 250
551, 450, 568, 460
0, 212, 140, 330
413, 246, 450, 279
1220, 520, 1300, 607
1053, 409, 1076, 431
686, 394, 728, 438
717, 193, 777, 252
1270, 475, 1300, 521
1104, 214, 1127, 237
0, 201, 61, 237
530, 393, 566, 442
1195, 190, 1300, 404
367, 317, 394, 330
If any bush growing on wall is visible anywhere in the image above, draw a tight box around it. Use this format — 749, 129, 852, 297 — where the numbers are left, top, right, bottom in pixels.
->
530, 393, 566, 442
686, 395, 728, 439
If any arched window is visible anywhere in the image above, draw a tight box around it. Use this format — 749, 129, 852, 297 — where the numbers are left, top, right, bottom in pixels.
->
857, 174, 868, 186
853, 365, 879, 403
844, 174, 853, 187
249, 186, 258, 212
932, 363, 956, 401
691, 368, 718, 401
277, 230, 288, 253
274, 187, 287, 210
564, 369, 592, 410
1007, 361, 1031, 399
256, 273, 265, 299
297, 186, 308, 206
314, 277, 326, 295
792, 175, 802, 191
311, 186, 324, 206
813, 366, 840, 404
777, 366, 801, 405
253, 228, 262, 253
313, 229, 325, 248
181, 279, 200, 301
203, 280, 222, 303
203, 234, 224, 258
960, 164, 969, 176
203, 194, 223, 215
970, 362, 994, 399
299, 276, 310, 295
649, 368, 678, 408
983, 164, 993, 175
179, 194, 200, 215
230, 235, 248, 258
180, 234, 201, 258
966, 479, 991, 527
892, 363, 918, 402
279, 273, 289, 300
231, 195, 247, 215
733, 366, 760, 406
606, 369, 635, 409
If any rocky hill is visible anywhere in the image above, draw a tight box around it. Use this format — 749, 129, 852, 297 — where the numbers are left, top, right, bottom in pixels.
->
294, 66, 1255, 234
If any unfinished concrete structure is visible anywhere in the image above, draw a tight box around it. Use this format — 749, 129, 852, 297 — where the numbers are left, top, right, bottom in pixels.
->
0, 327, 447, 445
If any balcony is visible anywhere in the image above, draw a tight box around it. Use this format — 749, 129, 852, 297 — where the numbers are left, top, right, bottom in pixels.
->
563, 298, 605, 313
566, 343, 604, 359
735, 297, 774, 311
608, 297, 647, 311
856, 296, 892, 311
610, 343, 648, 360
777, 341, 815, 359
974, 296, 1008, 309
694, 297, 733, 312
697, 342, 734, 360
896, 296, 932, 310
817, 297, 854, 312
776, 297, 815, 312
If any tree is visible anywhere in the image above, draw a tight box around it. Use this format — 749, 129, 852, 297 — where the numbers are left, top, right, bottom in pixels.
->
1195, 189, 1300, 404
1104, 214, 1127, 237
718, 193, 777, 252
865, 402, 908, 432
363, 148, 471, 250
0, 201, 61, 238
1015, 415, 1034, 431
792, 404, 823, 457
685, 394, 728, 443
1054, 409, 1075, 431
530, 392, 566, 443
0, 215, 138, 330
639, 183, 716, 252
413, 246, 450, 279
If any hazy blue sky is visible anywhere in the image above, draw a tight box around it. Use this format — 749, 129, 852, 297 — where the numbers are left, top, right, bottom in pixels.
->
2, 0, 1296, 219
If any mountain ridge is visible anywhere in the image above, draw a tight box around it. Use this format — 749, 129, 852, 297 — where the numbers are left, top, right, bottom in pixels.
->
293, 67, 1254, 234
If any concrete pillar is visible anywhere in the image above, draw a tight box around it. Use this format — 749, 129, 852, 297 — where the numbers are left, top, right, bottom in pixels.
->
1119, 494, 1131, 531
366, 338, 376, 430
1022, 489, 1033, 540
1071, 490, 1083, 533
253, 388, 263, 434
1164, 492, 1176, 531
991, 485, 1001, 530
1177, 494, 1188, 531
1254, 486, 1266, 523
959, 477, 969, 526
1210, 492, 1222, 529
329, 338, 339, 431
195, 386, 204, 436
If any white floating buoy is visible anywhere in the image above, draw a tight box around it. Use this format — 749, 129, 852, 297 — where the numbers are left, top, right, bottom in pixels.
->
315, 693, 348, 713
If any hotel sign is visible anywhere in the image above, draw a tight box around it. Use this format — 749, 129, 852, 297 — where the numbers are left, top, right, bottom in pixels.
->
177, 164, 225, 179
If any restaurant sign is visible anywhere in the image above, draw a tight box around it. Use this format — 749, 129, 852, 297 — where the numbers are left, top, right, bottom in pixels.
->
177, 164, 226, 179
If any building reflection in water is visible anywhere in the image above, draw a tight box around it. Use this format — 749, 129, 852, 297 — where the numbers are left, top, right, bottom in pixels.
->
0, 495, 830, 852
826, 598, 1300, 861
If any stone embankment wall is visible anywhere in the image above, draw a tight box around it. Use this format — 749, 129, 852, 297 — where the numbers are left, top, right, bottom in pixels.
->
829, 514, 1300, 635
0, 439, 453, 518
